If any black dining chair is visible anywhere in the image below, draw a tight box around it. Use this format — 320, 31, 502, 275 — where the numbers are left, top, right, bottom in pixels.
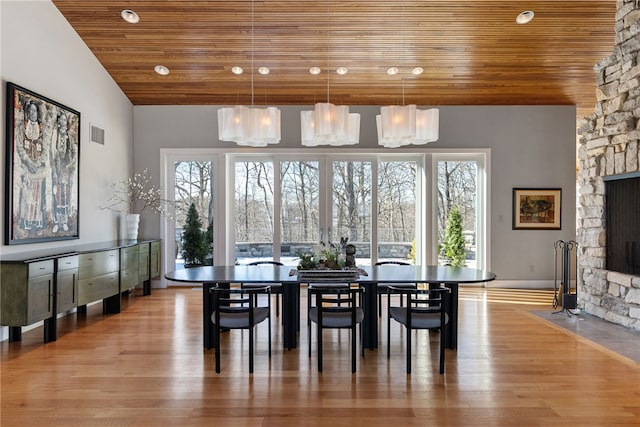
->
387, 285, 450, 374
308, 285, 365, 373
375, 261, 416, 316
242, 260, 283, 316
210, 285, 271, 374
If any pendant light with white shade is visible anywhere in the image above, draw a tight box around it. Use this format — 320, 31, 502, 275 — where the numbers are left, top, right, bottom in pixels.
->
217, 0, 281, 147
376, 2, 439, 148
376, 94, 440, 147
300, 0, 360, 146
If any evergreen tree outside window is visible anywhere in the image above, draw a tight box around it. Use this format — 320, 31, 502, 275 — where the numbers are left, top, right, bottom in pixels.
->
182, 203, 208, 266
444, 205, 466, 267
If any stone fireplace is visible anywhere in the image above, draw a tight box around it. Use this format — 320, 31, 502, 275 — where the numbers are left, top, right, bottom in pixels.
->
577, 0, 640, 331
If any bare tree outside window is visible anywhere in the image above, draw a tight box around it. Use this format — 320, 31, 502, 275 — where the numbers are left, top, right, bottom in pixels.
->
378, 161, 417, 261
235, 161, 274, 243
332, 161, 371, 246
169, 154, 482, 270
281, 161, 319, 243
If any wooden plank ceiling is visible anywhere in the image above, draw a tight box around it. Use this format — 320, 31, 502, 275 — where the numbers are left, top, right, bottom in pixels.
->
52, 1, 616, 118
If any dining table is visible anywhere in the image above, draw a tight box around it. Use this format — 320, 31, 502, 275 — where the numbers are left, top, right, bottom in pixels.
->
164, 264, 496, 351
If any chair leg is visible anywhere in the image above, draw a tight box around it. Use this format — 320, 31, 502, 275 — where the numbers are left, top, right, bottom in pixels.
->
406, 326, 412, 374
268, 313, 272, 359
439, 325, 446, 374
378, 293, 382, 317
360, 323, 364, 358
308, 294, 312, 359
317, 321, 323, 373
215, 325, 221, 374
276, 293, 280, 317
249, 326, 254, 374
387, 313, 391, 359
352, 324, 356, 373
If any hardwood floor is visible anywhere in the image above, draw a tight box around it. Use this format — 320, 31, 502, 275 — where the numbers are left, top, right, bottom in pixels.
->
2, 287, 639, 426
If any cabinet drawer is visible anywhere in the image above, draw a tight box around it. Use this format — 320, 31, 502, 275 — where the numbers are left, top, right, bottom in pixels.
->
28, 260, 54, 278
138, 243, 150, 254
120, 267, 139, 289
150, 241, 161, 279
57, 268, 78, 313
57, 255, 79, 272
79, 250, 119, 278
120, 246, 139, 270
27, 274, 54, 324
139, 250, 150, 282
78, 271, 119, 306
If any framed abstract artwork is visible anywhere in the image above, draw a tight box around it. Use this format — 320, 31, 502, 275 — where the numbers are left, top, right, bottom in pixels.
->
5, 82, 80, 244
512, 188, 561, 230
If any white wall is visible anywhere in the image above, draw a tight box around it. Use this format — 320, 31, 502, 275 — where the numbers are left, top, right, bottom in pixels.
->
0, 0, 134, 257
134, 105, 577, 283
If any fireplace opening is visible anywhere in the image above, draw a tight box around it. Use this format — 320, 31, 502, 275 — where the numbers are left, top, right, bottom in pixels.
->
604, 173, 640, 275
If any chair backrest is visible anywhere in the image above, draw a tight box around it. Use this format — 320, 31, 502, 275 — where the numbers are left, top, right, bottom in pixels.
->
248, 260, 284, 266
388, 285, 449, 327
309, 286, 364, 326
375, 260, 410, 266
211, 286, 271, 326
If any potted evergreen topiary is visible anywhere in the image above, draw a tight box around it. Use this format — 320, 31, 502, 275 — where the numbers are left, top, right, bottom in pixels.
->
181, 203, 209, 267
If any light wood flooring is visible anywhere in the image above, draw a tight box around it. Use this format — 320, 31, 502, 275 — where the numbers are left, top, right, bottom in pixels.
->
2, 287, 639, 426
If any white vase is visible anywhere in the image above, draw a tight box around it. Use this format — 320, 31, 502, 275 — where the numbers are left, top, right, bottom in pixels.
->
124, 213, 140, 240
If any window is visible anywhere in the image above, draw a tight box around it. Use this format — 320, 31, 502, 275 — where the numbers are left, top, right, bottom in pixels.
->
161, 149, 488, 281
432, 153, 487, 269
377, 160, 418, 263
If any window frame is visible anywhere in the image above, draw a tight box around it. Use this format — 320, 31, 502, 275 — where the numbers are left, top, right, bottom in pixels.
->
160, 148, 490, 285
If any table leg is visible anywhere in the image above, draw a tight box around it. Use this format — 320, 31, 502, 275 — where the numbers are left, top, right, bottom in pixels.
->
362, 282, 378, 349
443, 283, 458, 350
282, 282, 300, 349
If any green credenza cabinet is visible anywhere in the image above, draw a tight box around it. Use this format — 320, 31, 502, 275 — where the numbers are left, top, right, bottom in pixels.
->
1, 239, 160, 344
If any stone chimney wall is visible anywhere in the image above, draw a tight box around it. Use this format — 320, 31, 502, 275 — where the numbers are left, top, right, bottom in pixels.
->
577, 0, 640, 331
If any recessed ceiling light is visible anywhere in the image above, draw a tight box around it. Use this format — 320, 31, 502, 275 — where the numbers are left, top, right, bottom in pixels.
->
121, 9, 140, 24
336, 67, 349, 75
231, 66, 244, 75
309, 67, 322, 75
411, 67, 424, 76
387, 67, 399, 76
154, 65, 170, 76
516, 10, 535, 24
258, 66, 270, 75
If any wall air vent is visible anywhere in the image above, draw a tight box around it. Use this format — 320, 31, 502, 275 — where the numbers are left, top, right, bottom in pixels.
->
90, 124, 105, 145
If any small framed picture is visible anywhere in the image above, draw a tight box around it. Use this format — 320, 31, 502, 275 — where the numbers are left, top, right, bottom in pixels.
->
512, 188, 561, 230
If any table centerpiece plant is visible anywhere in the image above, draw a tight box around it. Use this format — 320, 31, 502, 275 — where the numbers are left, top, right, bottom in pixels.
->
296, 237, 354, 270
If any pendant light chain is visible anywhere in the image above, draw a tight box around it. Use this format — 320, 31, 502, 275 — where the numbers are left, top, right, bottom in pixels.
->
251, 0, 255, 106
401, 0, 405, 106
326, 0, 331, 103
